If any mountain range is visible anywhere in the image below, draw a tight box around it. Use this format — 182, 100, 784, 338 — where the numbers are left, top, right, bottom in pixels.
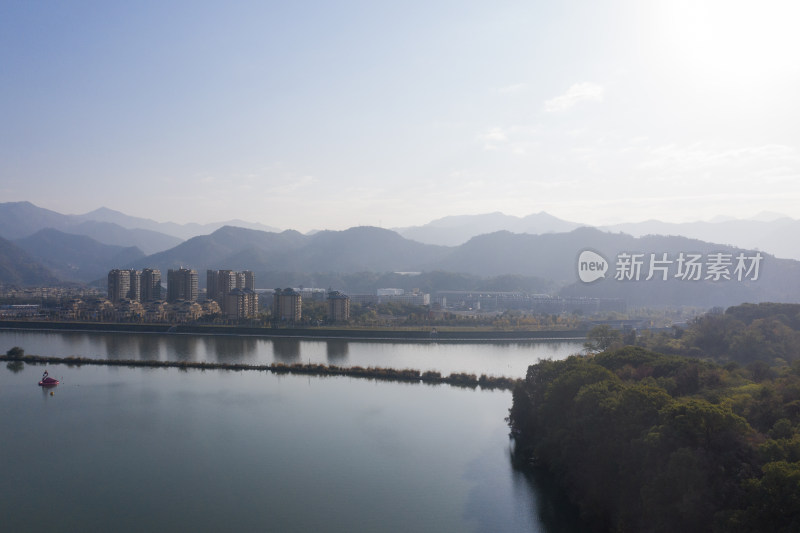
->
123, 225, 800, 308
3, 201, 799, 260
2, 201, 800, 309
393, 211, 582, 246
394, 211, 800, 261
0, 235, 60, 287
599, 217, 800, 262
14, 229, 145, 283
0, 201, 279, 254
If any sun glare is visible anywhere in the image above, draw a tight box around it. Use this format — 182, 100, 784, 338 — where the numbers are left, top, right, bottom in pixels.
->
651, 0, 800, 88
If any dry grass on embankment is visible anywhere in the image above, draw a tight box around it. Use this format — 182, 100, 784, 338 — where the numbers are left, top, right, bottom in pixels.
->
2, 353, 521, 391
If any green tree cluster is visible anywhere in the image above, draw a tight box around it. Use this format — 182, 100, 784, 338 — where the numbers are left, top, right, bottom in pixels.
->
637, 303, 800, 367
508, 346, 800, 532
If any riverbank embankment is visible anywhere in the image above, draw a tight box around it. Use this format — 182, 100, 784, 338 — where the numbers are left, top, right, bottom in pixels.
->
2, 353, 521, 391
0, 320, 587, 342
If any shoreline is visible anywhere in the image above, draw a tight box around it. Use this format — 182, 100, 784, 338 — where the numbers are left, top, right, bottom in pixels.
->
0, 320, 588, 342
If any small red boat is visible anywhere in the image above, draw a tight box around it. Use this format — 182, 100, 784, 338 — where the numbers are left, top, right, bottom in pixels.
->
38, 370, 59, 387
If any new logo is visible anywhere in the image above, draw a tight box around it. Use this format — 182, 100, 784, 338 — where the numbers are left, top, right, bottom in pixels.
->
577, 250, 608, 283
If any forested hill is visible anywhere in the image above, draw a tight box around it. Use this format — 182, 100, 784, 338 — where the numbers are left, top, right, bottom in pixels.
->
14, 228, 144, 283
508, 302, 800, 532
0, 235, 59, 286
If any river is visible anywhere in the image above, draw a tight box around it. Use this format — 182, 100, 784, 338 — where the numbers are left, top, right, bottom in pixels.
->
0, 329, 584, 378
1, 330, 585, 532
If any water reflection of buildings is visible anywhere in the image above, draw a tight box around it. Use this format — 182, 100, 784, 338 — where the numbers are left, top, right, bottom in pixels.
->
205, 336, 260, 363
93, 333, 262, 363
326, 340, 349, 363
101, 334, 139, 360
272, 338, 301, 362
171, 335, 199, 361
136, 334, 163, 361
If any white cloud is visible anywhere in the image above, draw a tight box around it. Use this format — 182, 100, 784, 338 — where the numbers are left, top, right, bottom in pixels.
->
479, 127, 509, 150
543, 82, 604, 112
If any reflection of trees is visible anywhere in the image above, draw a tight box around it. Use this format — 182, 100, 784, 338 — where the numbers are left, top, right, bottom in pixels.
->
6, 360, 24, 373
326, 340, 349, 363
508, 450, 585, 532
272, 338, 301, 362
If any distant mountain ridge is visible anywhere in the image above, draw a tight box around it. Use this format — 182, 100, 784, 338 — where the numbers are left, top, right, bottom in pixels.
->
0, 235, 60, 286
14, 229, 145, 283
394, 211, 583, 246
4, 201, 798, 260
0, 201, 279, 252
2, 216, 799, 309
74, 206, 281, 240
133, 226, 449, 277
395, 210, 800, 261
123, 225, 800, 309
599, 218, 800, 261
2, 201, 800, 309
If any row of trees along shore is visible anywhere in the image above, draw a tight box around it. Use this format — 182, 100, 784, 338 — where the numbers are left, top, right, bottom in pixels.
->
508, 302, 800, 532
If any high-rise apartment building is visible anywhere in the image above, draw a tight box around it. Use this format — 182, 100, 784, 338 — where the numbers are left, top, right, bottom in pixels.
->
140, 269, 162, 302
167, 268, 198, 303
206, 270, 258, 318
239, 271, 255, 291
273, 288, 302, 322
207, 270, 236, 302
223, 288, 259, 320
107, 269, 131, 303
109, 268, 161, 303
327, 291, 350, 322
207, 269, 256, 317
126, 269, 141, 301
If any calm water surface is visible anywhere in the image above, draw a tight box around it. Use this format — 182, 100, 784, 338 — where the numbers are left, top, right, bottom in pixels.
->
0, 330, 584, 377
1, 331, 585, 532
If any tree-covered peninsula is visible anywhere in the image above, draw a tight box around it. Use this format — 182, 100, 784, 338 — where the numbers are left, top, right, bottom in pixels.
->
508, 303, 800, 532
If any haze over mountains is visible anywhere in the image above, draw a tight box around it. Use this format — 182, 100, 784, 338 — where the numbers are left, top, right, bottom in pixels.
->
3, 201, 798, 260
2, 201, 800, 309
0, 201, 278, 253
600, 216, 800, 263
395, 211, 800, 261
0, 235, 60, 287
393, 212, 583, 247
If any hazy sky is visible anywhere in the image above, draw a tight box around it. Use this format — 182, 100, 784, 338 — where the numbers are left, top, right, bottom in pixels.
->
2, 0, 799, 232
